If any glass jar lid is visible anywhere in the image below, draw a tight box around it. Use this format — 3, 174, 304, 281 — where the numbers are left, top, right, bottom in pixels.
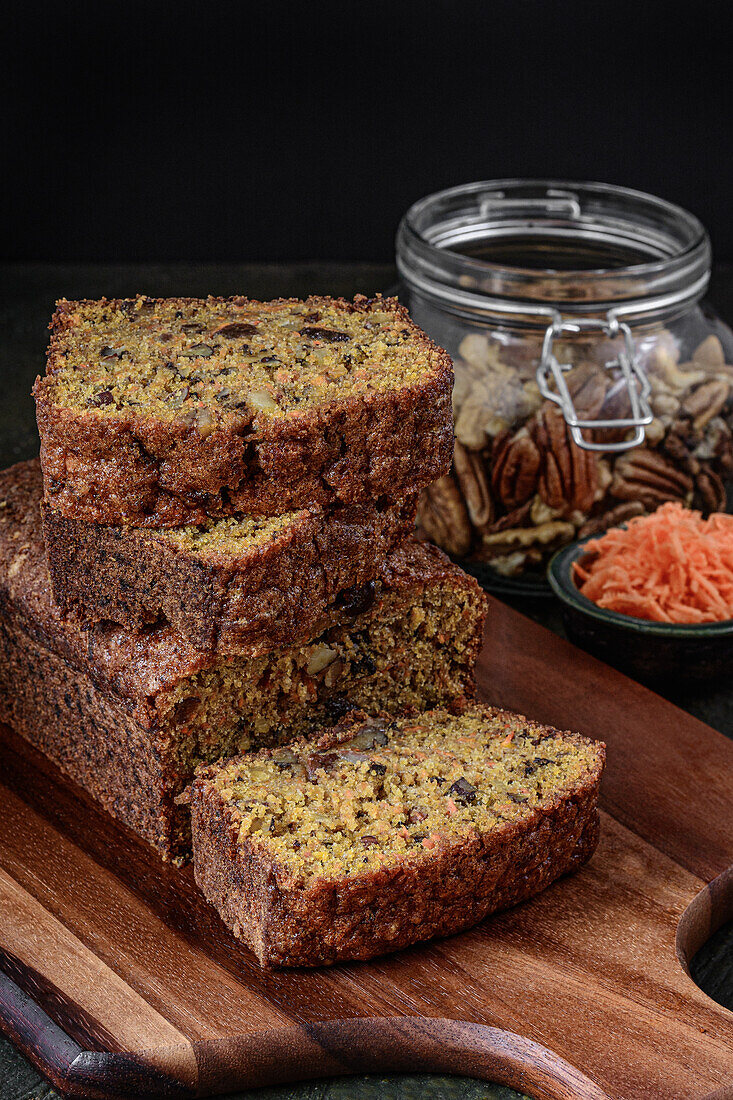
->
396, 180, 710, 321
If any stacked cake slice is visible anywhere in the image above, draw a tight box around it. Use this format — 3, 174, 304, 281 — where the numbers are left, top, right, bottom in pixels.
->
34, 294, 454, 524
1, 292, 604, 966
0, 294, 488, 862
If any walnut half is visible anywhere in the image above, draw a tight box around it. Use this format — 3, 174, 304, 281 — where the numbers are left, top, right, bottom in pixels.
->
453, 442, 494, 530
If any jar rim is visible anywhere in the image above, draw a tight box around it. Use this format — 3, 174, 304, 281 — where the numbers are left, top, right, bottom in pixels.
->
397, 179, 711, 319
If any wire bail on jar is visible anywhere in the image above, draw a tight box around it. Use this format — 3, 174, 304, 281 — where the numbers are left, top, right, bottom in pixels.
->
537, 313, 653, 452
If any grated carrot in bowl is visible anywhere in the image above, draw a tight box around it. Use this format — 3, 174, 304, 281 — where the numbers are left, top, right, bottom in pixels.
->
572, 503, 733, 624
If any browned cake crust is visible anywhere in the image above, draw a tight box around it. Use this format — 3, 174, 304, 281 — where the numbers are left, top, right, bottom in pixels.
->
0, 461, 487, 861
34, 295, 454, 525
42, 489, 416, 652
190, 712, 604, 968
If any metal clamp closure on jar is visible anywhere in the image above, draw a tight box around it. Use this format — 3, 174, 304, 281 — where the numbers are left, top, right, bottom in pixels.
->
537, 313, 653, 451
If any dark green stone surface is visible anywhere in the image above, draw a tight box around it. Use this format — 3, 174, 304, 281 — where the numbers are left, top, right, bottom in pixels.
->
0, 263, 731, 1100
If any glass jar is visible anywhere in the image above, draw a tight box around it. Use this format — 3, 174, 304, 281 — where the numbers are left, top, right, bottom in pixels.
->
397, 180, 733, 582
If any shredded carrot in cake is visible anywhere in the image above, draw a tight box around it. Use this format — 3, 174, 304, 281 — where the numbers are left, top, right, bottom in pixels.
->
573, 503, 733, 624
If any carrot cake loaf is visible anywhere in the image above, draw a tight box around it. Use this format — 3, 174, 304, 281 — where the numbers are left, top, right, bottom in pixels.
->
0, 462, 487, 861
34, 295, 453, 525
42, 485, 416, 652
190, 706, 605, 967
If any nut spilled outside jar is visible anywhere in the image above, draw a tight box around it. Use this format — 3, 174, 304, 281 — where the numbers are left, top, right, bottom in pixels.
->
397, 181, 733, 580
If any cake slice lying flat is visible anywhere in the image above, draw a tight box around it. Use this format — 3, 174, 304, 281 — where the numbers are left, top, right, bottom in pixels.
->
34, 294, 453, 525
190, 706, 605, 967
42, 489, 416, 652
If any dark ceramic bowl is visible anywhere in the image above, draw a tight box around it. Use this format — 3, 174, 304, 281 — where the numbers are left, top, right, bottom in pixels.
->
548, 537, 733, 684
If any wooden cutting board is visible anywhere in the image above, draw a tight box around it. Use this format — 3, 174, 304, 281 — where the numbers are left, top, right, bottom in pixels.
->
0, 596, 732, 1100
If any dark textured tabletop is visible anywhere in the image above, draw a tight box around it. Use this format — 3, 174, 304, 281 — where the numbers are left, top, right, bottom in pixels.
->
1, 262, 731, 1100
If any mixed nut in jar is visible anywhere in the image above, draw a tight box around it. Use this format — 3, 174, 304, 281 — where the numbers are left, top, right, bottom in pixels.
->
397, 181, 733, 579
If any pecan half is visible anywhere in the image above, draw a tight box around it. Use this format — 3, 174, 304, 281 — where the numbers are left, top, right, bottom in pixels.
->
681, 379, 731, 433
610, 448, 694, 508
661, 422, 699, 475
417, 476, 472, 557
453, 442, 493, 529
695, 468, 726, 513
577, 502, 646, 539
483, 500, 534, 535
491, 428, 541, 509
565, 361, 609, 420
529, 405, 599, 515
663, 413, 733, 480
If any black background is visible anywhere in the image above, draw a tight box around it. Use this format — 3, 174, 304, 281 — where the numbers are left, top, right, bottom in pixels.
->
4, 0, 733, 263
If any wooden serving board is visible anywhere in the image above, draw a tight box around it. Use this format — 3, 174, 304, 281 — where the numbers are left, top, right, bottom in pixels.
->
0, 597, 732, 1100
